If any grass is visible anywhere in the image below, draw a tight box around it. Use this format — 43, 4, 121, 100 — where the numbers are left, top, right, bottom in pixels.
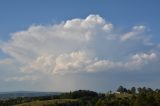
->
115, 93, 133, 99
14, 99, 80, 106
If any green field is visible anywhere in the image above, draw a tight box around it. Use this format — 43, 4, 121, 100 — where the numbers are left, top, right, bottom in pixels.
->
14, 99, 80, 106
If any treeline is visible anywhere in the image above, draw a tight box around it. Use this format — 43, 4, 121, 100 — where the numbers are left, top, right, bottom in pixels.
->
0, 86, 160, 106
96, 86, 160, 106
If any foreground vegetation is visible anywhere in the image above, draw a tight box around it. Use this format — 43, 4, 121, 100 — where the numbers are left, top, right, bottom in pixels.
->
0, 86, 160, 106
15, 99, 80, 106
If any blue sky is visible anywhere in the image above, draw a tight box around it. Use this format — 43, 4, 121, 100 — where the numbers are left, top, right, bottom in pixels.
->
0, 0, 160, 92
0, 0, 160, 40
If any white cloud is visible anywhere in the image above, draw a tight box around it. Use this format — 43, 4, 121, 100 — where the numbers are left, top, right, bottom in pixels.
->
86, 52, 157, 72
125, 52, 157, 69
133, 25, 146, 31
121, 25, 146, 41
21, 51, 158, 74
21, 51, 93, 74
1, 15, 112, 64
0, 14, 159, 76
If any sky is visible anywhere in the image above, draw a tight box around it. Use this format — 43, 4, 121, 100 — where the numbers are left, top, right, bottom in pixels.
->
0, 0, 160, 92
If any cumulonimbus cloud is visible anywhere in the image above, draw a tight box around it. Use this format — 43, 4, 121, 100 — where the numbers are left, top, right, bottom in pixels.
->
0, 14, 159, 75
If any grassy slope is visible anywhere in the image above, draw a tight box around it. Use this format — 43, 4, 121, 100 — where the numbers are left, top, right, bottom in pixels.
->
14, 99, 80, 106
115, 93, 133, 98
14, 93, 133, 106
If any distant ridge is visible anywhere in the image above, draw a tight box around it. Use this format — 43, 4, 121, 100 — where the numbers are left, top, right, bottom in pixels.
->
0, 91, 61, 99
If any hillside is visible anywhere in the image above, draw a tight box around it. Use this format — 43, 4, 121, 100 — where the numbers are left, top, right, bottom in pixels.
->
14, 99, 80, 106
0, 87, 160, 106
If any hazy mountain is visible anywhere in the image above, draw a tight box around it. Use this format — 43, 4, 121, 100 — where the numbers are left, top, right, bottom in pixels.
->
0, 91, 61, 99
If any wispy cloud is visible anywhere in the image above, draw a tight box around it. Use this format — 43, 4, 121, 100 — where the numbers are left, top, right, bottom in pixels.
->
4, 75, 39, 82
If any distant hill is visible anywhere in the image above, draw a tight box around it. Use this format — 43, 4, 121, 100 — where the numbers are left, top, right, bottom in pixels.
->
0, 91, 61, 99
1, 87, 160, 106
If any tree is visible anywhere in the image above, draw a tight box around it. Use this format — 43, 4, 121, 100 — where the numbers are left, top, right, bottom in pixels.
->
117, 86, 128, 93
117, 86, 124, 93
131, 87, 136, 94
137, 87, 142, 93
